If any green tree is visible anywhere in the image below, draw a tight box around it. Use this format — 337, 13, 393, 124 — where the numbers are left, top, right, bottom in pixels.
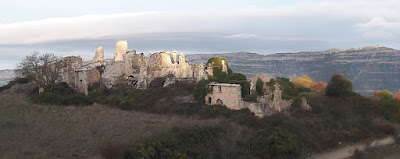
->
206, 57, 232, 77
193, 80, 211, 102
228, 73, 247, 81
256, 78, 264, 96
326, 73, 353, 97
378, 89, 394, 100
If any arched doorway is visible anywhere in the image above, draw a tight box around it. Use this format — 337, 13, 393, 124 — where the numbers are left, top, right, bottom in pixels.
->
216, 99, 223, 105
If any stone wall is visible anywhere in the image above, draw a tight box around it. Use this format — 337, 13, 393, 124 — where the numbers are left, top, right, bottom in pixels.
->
205, 82, 294, 117
58, 41, 208, 94
205, 83, 244, 110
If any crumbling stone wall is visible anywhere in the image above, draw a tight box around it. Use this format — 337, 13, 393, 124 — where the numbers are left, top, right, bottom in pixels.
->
59, 56, 83, 87
58, 41, 208, 94
205, 82, 294, 117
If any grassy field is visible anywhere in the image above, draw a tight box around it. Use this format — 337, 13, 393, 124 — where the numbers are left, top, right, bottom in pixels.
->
0, 92, 248, 159
2, 81, 400, 159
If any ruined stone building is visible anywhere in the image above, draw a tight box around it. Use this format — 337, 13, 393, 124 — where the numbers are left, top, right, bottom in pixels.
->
205, 82, 294, 117
205, 83, 243, 110
59, 41, 208, 95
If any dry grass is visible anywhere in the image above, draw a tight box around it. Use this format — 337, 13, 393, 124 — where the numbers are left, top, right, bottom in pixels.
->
0, 93, 233, 159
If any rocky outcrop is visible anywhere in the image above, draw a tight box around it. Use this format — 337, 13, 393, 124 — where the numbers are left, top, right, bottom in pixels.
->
300, 97, 312, 111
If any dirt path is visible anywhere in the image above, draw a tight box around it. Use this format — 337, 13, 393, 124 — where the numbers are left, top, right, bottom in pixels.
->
309, 137, 395, 159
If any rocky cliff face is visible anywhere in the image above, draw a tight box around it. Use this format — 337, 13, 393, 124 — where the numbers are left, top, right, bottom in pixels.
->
186, 46, 400, 95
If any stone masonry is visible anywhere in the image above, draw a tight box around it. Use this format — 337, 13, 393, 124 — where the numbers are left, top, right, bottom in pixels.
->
205, 82, 293, 117
59, 41, 208, 95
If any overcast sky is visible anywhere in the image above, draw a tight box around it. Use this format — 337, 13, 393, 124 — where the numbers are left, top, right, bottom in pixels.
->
0, 0, 399, 69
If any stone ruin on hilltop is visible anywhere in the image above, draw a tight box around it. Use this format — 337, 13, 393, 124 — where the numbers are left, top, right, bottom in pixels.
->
58, 41, 208, 95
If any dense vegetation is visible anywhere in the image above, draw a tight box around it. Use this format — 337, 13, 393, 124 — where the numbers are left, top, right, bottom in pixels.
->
5, 55, 400, 159
32, 82, 93, 106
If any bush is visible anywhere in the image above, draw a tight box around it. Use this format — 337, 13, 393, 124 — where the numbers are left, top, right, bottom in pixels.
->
193, 80, 211, 102
32, 82, 93, 106
249, 130, 297, 158
326, 73, 352, 97
362, 98, 400, 121
243, 90, 258, 102
124, 126, 221, 159
148, 77, 166, 88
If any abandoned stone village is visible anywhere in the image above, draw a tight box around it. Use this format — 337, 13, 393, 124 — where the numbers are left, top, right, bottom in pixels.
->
58, 41, 311, 117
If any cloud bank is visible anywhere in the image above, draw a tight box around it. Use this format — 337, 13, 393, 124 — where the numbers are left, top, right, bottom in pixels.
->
0, 0, 400, 69
0, 0, 399, 45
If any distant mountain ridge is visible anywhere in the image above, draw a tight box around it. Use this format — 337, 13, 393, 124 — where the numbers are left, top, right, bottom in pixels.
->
186, 46, 400, 96
0, 69, 15, 86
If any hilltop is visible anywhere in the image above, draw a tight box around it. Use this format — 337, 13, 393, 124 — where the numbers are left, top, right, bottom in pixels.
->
186, 46, 400, 95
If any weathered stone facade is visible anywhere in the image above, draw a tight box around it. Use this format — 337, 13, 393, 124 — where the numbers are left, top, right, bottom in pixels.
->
205, 83, 243, 110
58, 41, 208, 94
205, 82, 294, 117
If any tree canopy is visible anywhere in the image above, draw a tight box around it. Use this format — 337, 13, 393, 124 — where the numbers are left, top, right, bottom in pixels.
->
17, 52, 62, 88
325, 73, 353, 97
292, 75, 314, 89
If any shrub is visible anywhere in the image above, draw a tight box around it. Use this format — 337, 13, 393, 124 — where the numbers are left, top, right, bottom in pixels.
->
249, 130, 297, 158
326, 73, 352, 97
124, 126, 221, 159
362, 98, 400, 121
193, 80, 211, 102
148, 77, 166, 88
32, 82, 93, 106
243, 90, 258, 102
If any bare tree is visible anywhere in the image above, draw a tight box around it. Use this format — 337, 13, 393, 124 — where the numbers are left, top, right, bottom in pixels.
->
16, 52, 62, 89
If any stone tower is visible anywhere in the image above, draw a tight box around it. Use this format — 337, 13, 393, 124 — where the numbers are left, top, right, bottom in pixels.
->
207, 62, 214, 77
179, 52, 185, 64
172, 50, 177, 63
221, 60, 228, 73
114, 41, 128, 61
92, 46, 104, 61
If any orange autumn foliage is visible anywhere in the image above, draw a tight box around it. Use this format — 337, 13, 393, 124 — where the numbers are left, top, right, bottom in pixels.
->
312, 81, 327, 92
396, 92, 400, 104
371, 91, 379, 100
293, 75, 314, 89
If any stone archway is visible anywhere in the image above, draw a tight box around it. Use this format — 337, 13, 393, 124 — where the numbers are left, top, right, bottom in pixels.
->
216, 99, 223, 105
